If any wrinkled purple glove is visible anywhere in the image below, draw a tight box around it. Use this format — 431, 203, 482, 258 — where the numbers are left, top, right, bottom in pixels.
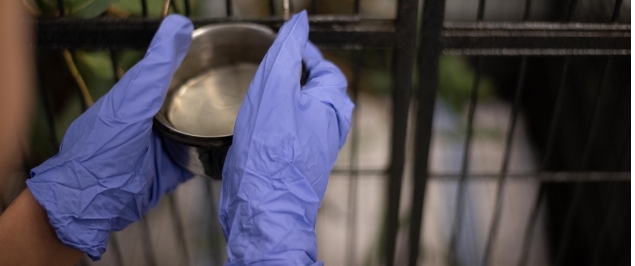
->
219, 11, 355, 265
26, 15, 194, 260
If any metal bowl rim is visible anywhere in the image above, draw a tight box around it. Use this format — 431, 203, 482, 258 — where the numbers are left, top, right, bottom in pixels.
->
154, 22, 276, 143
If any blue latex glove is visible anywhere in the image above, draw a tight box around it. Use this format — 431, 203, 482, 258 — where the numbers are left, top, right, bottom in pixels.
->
26, 15, 194, 260
219, 11, 354, 265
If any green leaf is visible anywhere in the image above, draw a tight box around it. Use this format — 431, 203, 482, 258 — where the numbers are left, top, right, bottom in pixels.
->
438, 55, 494, 111
116, 50, 145, 71
29, 0, 113, 18
69, 0, 114, 18
54, 95, 83, 144
32, 0, 59, 17
74, 51, 116, 99
111, 0, 142, 15
112, 0, 165, 17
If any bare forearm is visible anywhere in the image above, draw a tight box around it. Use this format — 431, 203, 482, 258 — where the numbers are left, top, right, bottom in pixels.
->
0, 189, 82, 266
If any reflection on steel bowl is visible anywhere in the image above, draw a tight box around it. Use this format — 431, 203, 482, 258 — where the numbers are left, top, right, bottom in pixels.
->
154, 23, 276, 179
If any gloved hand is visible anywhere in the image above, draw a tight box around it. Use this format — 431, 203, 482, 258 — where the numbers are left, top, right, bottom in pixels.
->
219, 11, 354, 265
26, 15, 194, 260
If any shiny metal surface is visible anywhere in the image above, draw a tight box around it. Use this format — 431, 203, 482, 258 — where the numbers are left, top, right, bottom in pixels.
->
154, 23, 276, 179
167, 63, 257, 137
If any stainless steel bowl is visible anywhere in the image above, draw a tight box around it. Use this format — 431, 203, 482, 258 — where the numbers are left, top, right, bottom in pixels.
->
154, 23, 277, 179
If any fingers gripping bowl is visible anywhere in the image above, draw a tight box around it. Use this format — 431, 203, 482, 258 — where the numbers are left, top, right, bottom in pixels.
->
154, 24, 274, 179
154, 23, 308, 179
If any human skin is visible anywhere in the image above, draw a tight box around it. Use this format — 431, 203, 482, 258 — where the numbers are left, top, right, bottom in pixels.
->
0, 1, 84, 265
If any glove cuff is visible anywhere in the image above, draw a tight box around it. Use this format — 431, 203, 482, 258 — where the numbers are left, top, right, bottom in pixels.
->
27, 163, 118, 261
28, 179, 108, 260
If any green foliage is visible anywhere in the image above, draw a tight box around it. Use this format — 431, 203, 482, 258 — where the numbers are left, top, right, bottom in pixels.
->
75, 51, 115, 98
438, 55, 494, 111
28, 102, 57, 161
30, 0, 114, 17
362, 69, 392, 96
327, 50, 494, 114
69, 0, 114, 18
28, 0, 192, 18
111, 0, 159, 16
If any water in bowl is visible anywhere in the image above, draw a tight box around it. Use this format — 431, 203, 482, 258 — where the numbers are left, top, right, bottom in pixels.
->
167, 63, 258, 137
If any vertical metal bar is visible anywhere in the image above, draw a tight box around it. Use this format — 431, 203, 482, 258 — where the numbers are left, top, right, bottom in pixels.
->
587, 133, 629, 266
110, 50, 120, 83
516, 184, 545, 266
611, 0, 623, 22
589, 183, 619, 266
565, 0, 578, 21
516, 57, 569, 266
448, 58, 482, 264
345, 51, 361, 266
476, 0, 486, 20
516, 0, 574, 247
616, 130, 630, 170
183, 0, 191, 16
384, 0, 419, 264
226, 0, 233, 17
554, 57, 612, 266
617, 253, 630, 266
481, 56, 529, 266
406, 0, 445, 265
269, 0, 276, 16
167, 195, 190, 266
169, 0, 180, 14
205, 178, 223, 266
452, 13, 486, 259
353, 0, 360, 15
541, 58, 570, 170
56, 0, 65, 16
109, 235, 125, 266
522, 0, 533, 21
140, 218, 157, 266
141, 0, 149, 17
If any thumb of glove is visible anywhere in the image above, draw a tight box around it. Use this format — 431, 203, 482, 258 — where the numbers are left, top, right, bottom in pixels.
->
102, 14, 193, 122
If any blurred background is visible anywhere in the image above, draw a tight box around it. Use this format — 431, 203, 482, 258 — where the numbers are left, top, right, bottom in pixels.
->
0, 0, 630, 265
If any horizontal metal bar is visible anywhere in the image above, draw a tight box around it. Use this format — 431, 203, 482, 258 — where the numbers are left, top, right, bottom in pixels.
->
443, 49, 630, 56
330, 169, 630, 182
444, 22, 631, 31
442, 22, 630, 55
435, 172, 631, 182
36, 17, 395, 50
37, 19, 630, 54
331, 168, 387, 175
